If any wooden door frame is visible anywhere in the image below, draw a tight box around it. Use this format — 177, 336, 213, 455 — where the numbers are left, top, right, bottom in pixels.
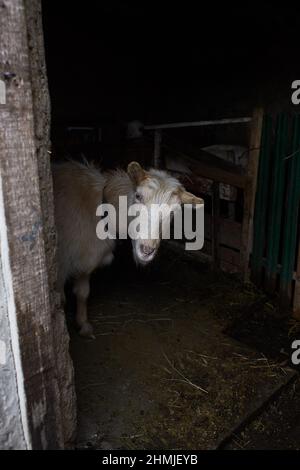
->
0, 0, 76, 449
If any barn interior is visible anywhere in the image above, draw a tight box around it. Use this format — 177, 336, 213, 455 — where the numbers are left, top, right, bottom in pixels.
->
41, 2, 300, 449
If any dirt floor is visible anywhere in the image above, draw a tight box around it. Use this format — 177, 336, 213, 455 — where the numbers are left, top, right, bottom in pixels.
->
68, 242, 300, 450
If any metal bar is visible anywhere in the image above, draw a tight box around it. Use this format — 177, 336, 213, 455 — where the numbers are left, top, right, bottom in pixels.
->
144, 117, 252, 131
265, 113, 288, 293
67, 126, 95, 131
251, 115, 273, 284
280, 114, 300, 304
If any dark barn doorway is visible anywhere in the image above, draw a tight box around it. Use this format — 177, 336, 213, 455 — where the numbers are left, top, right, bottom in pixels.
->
41, 2, 300, 449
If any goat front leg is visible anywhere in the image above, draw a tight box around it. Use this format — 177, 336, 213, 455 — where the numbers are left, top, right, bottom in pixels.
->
73, 274, 94, 338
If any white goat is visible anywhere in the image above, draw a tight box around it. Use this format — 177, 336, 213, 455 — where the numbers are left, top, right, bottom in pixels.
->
52, 160, 202, 338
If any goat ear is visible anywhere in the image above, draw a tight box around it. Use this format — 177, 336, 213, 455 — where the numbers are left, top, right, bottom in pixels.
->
180, 190, 204, 206
127, 161, 147, 184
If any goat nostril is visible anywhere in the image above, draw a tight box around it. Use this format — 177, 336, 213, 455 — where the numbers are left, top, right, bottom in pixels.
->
141, 244, 155, 256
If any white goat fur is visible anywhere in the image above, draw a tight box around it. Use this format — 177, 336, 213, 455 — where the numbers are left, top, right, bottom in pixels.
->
52, 160, 202, 337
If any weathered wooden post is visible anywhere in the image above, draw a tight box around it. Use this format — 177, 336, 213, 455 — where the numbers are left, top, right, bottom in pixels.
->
240, 108, 264, 281
0, 0, 76, 449
211, 182, 221, 270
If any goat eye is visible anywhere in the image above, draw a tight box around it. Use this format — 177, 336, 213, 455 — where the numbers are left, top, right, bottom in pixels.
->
135, 192, 143, 203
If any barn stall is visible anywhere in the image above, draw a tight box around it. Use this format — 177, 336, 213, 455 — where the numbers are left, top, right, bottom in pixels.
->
0, 0, 300, 450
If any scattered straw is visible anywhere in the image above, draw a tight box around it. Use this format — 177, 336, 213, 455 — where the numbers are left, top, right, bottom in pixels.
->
162, 352, 208, 394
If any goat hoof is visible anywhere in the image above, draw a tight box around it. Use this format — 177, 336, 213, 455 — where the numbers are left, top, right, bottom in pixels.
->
79, 322, 95, 339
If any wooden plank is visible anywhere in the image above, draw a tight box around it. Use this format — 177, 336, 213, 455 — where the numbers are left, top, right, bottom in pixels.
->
251, 115, 273, 284
187, 159, 246, 189
203, 241, 241, 270
220, 246, 240, 269
0, 0, 66, 449
212, 182, 221, 270
265, 114, 289, 293
205, 214, 241, 250
163, 140, 247, 188
240, 108, 264, 281
169, 171, 214, 196
24, 0, 77, 447
170, 240, 240, 273
280, 115, 300, 305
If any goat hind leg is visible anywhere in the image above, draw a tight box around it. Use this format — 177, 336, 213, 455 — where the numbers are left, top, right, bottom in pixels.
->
73, 274, 94, 338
